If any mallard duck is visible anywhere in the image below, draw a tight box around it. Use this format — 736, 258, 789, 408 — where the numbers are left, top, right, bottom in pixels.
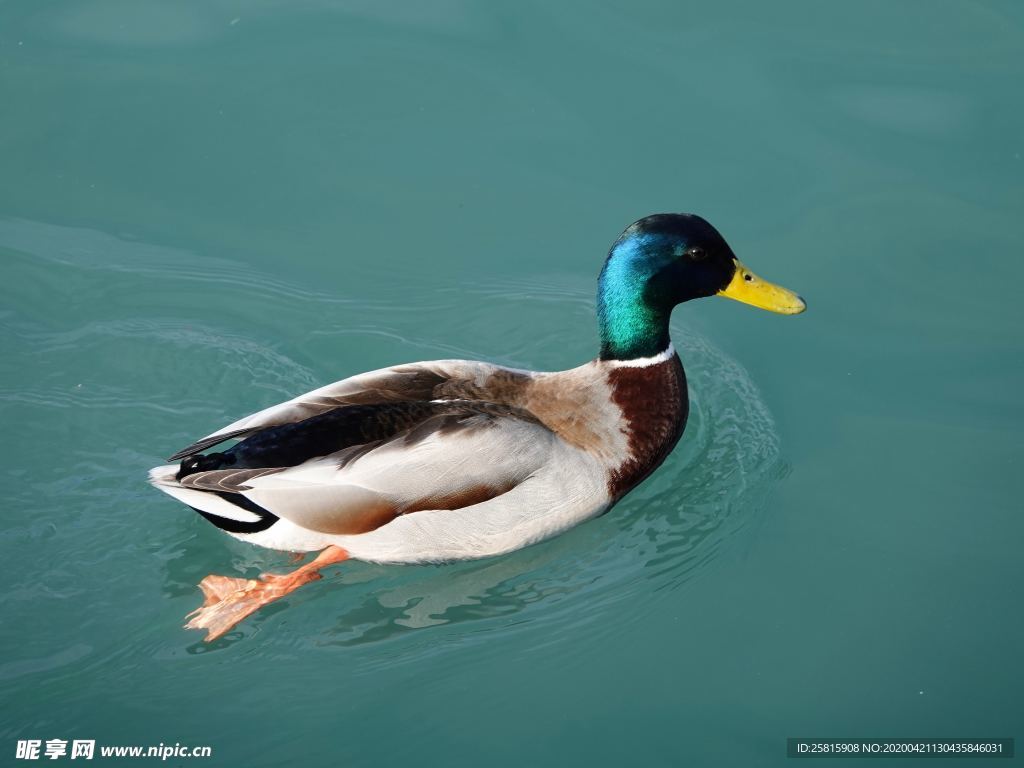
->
150, 213, 805, 640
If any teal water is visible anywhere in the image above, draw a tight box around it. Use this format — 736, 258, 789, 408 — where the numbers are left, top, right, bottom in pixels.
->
2, 2, 1022, 766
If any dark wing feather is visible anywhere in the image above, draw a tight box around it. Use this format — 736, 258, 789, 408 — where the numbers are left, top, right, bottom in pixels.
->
166, 363, 460, 461
177, 400, 542, 481
168, 428, 257, 462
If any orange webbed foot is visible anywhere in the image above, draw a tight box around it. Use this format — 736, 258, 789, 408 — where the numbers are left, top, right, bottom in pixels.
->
184, 546, 349, 642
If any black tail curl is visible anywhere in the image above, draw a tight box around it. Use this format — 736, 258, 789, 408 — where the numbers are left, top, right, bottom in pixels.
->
176, 452, 236, 481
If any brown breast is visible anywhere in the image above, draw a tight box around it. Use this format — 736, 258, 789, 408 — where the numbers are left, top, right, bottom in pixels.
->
605, 354, 688, 499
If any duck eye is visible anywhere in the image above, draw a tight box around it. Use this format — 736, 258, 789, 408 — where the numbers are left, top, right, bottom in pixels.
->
686, 247, 706, 261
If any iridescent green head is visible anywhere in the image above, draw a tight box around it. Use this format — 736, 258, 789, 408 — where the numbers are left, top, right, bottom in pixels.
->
597, 213, 806, 361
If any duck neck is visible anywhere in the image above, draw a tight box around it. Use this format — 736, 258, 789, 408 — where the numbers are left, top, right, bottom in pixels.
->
597, 252, 672, 362
598, 295, 670, 361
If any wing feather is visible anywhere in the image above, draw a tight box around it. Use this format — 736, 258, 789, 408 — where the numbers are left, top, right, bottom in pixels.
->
238, 410, 556, 535
167, 360, 521, 460
178, 467, 286, 493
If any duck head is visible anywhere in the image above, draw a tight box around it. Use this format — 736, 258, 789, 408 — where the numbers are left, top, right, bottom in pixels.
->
597, 213, 805, 361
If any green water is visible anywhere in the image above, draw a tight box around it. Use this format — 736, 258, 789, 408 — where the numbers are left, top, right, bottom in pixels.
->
2, 1, 1022, 765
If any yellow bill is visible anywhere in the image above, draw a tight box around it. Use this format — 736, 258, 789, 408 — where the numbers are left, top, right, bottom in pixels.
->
717, 259, 806, 315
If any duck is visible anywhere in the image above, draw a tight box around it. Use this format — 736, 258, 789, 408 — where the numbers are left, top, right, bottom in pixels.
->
149, 212, 805, 641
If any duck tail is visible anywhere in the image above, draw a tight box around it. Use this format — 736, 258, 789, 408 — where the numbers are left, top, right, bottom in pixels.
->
148, 462, 278, 534
148, 464, 180, 487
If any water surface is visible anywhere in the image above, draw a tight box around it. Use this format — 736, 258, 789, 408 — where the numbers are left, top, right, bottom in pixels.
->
1, 2, 1022, 766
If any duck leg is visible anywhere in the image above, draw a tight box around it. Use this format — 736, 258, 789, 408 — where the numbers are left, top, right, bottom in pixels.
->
184, 546, 350, 642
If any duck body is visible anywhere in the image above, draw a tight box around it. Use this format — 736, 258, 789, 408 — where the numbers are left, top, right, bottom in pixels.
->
150, 347, 687, 563
150, 213, 804, 640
